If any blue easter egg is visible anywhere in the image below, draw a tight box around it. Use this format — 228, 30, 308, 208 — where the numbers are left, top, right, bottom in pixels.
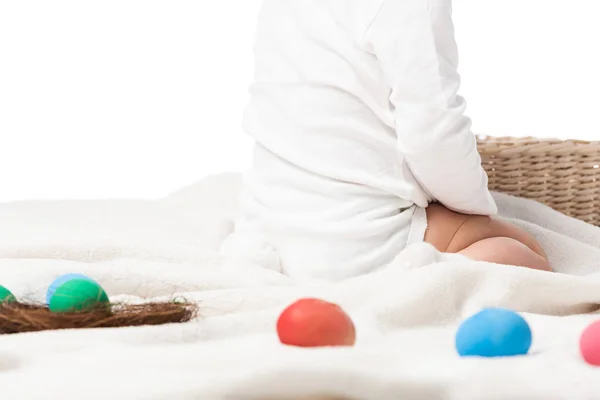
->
46, 273, 95, 305
455, 308, 532, 358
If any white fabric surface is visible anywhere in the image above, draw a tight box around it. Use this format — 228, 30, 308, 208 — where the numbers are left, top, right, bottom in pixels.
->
1, 173, 600, 399
239, 0, 496, 279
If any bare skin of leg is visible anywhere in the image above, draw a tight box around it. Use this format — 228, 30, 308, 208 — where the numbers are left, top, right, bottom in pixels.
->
424, 203, 552, 272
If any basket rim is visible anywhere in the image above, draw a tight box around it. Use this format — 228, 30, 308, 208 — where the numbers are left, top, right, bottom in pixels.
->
477, 135, 600, 156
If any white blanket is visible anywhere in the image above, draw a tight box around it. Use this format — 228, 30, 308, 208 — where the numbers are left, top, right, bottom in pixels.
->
1, 173, 600, 399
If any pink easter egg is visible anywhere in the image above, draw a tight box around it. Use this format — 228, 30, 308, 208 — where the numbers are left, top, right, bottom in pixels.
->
580, 320, 600, 366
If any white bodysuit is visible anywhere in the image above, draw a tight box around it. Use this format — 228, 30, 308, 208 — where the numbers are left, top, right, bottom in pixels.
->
223, 0, 498, 281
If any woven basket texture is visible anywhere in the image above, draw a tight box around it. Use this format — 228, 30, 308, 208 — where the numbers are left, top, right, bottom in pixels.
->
477, 136, 600, 226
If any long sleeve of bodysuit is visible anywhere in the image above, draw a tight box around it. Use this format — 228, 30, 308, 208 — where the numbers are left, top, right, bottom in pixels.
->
365, 0, 497, 215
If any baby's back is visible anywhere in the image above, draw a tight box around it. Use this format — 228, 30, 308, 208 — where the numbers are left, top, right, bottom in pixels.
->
245, 0, 405, 189
230, 0, 425, 280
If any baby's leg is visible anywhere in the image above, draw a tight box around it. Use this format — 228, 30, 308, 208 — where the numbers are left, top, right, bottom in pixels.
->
424, 204, 552, 271
458, 237, 551, 271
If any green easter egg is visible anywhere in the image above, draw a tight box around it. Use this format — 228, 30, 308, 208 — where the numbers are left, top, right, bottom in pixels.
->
49, 279, 109, 313
0, 285, 16, 304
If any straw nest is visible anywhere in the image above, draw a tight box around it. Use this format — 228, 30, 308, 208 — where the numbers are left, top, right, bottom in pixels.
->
0, 301, 198, 334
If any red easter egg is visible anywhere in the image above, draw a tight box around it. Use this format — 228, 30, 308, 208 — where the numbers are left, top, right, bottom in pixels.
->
580, 320, 600, 366
277, 298, 356, 347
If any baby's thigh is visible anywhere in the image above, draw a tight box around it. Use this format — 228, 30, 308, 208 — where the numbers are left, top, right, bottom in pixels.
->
424, 203, 546, 257
460, 236, 551, 271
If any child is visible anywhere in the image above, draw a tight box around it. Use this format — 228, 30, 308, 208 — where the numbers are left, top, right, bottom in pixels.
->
224, 0, 551, 280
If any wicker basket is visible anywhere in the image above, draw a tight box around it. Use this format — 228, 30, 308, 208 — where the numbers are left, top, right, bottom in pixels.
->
476, 136, 600, 226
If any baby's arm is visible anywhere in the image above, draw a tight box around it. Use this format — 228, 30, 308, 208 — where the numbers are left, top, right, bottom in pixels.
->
365, 0, 497, 216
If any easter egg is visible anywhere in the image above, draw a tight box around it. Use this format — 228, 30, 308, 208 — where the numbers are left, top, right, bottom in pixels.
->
0, 285, 16, 304
580, 320, 600, 366
455, 308, 532, 357
49, 279, 109, 313
277, 298, 356, 347
46, 273, 94, 304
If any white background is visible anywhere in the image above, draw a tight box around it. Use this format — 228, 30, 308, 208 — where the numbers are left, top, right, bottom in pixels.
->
1, 0, 599, 202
